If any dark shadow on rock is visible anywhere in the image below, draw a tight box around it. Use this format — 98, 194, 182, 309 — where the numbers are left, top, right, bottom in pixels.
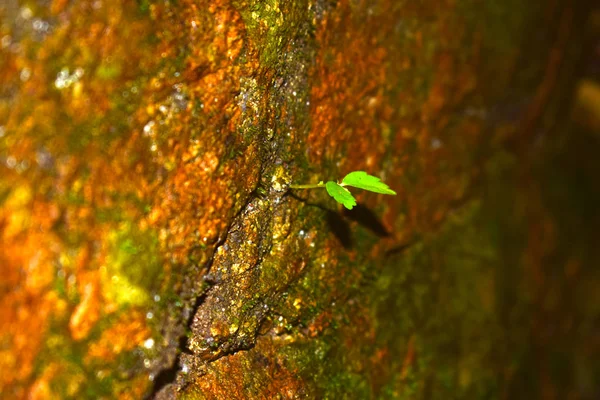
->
286, 191, 353, 248
385, 241, 414, 258
325, 210, 353, 249
287, 192, 390, 248
342, 204, 390, 238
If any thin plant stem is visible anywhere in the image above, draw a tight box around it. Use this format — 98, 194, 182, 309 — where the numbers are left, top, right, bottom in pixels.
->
289, 182, 326, 190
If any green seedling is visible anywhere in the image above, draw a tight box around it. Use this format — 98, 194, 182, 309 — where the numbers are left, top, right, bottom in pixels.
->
289, 171, 396, 210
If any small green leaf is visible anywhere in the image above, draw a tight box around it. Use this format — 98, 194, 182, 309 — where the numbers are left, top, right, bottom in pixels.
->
325, 181, 357, 210
341, 171, 396, 195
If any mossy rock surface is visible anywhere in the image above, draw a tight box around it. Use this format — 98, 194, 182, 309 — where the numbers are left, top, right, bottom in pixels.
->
0, 0, 597, 398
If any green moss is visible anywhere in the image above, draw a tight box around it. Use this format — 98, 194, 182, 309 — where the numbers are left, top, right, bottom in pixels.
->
101, 222, 162, 307
279, 337, 370, 399
95, 62, 122, 80
235, 0, 309, 68
275, 198, 511, 398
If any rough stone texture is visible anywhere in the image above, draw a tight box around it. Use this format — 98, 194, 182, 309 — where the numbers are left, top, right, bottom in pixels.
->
1, 0, 598, 399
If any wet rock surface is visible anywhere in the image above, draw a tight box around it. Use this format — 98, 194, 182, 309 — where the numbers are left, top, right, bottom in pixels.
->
1, 0, 598, 398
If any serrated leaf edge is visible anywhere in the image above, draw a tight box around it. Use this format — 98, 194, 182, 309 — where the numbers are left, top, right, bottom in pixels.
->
340, 171, 396, 195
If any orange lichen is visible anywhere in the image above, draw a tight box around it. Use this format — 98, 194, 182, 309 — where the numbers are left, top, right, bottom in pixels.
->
186, 335, 307, 399
117, 374, 156, 400
308, 0, 389, 171
86, 311, 151, 362
68, 270, 101, 341
28, 363, 60, 400
0, 184, 63, 394
306, 310, 333, 338
143, 0, 263, 269
1, 0, 162, 395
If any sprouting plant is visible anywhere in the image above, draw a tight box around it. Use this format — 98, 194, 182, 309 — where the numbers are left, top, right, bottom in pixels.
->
289, 171, 396, 210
